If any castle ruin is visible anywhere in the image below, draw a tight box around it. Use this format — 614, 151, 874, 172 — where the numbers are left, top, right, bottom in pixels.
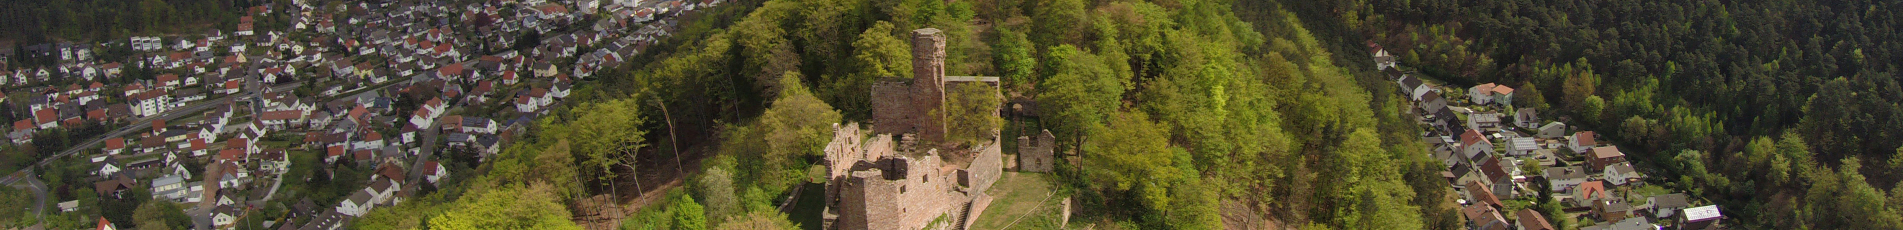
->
1016, 129, 1055, 172
823, 28, 1004, 230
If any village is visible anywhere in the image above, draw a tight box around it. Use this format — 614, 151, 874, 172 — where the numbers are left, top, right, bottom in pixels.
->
1370, 44, 1725, 230
0, 0, 726, 229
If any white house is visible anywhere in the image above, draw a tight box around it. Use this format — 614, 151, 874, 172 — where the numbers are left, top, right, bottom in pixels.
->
1570, 131, 1597, 154
1605, 163, 1643, 186
1543, 166, 1587, 192
211, 205, 240, 228
338, 190, 376, 216
1515, 108, 1540, 129
1505, 137, 1537, 156
423, 161, 448, 186
1471, 83, 1516, 106
1537, 122, 1567, 139
1459, 129, 1493, 162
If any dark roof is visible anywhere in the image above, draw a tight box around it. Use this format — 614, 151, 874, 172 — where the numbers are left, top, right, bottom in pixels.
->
1653, 193, 1689, 209
346, 190, 374, 205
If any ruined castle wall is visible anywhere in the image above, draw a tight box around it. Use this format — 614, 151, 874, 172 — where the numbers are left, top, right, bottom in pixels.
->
840, 170, 901, 230
825, 123, 866, 178
896, 153, 962, 230
910, 28, 948, 143
870, 81, 917, 136
965, 140, 1004, 193
1017, 130, 1055, 172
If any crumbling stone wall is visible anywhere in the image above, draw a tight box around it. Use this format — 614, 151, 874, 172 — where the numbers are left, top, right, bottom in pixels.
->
910, 28, 947, 143
826, 27, 1007, 230
871, 28, 951, 144
839, 170, 899, 230
1016, 129, 1055, 172
870, 81, 917, 137
963, 140, 1003, 193
823, 125, 1003, 230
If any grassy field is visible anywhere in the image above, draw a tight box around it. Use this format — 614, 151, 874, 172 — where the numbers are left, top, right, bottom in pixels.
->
969, 172, 1064, 230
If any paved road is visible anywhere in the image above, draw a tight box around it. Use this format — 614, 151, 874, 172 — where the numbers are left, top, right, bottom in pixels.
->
1, 169, 47, 223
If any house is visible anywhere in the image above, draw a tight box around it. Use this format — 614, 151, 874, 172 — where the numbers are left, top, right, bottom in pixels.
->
1466, 181, 1504, 210
1450, 161, 1484, 188
58, 200, 79, 212
1463, 204, 1510, 230
1490, 85, 1515, 105
93, 174, 135, 198
1506, 137, 1537, 156
423, 160, 448, 186
1515, 209, 1555, 230
1537, 122, 1567, 139
1678, 205, 1723, 230
1572, 181, 1611, 207
1604, 163, 1643, 186
1471, 83, 1499, 105
1468, 112, 1502, 131
1589, 146, 1627, 173
1594, 199, 1634, 223
1371, 43, 1398, 70
459, 117, 497, 134
1543, 166, 1587, 192
370, 177, 402, 203
1515, 108, 1540, 129
97, 217, 118, 230
212, 205, 240, 228
34, 108, 58, 129
103, 137, 126, 155
1420, 91, 1447, 113
326, 145, 347, 163
1470, 83, 1516, 106
1589, 218, 1658, 230
338, 190, 375, 216
151, 174, 189, 201
1459, 129, 1493, 162
372, 163, 406, 185
133, 91, 173, 117
1649, 193, 1690, 219
1569, 131, 1597, 154
10, 120, 33, 144
94, 158, 123, 176
259, 150, 291, 175
1479, 157, 1515, 199
214, 161, 248, 188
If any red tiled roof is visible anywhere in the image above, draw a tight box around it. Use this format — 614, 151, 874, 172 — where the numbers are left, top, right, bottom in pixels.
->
259, 110, 305, 121
328, 145, 346, 157
105, 137, 125, 150
1460, 129, 1489, 147
1592, 146, 1625, 160
1491, 85, 1515, 95
218, 149, 245, 162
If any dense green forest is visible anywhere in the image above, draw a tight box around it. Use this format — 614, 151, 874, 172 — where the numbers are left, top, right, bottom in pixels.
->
1311, 0, 1903, 228
350, 0, 1464, 229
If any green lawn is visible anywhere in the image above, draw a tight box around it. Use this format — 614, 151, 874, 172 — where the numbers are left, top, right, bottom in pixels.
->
789, 183, 827, 230
969, 172, 1063, 230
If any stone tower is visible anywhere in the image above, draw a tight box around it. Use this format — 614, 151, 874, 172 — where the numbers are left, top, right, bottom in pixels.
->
910, 28, 948, 143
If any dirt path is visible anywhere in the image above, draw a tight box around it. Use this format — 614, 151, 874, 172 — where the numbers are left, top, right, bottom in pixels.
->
1221, 199, 1283, 230
572, 178, 683, 230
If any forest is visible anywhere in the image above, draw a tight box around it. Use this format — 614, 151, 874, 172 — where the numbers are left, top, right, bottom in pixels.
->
1322, 0, 1903, 228
348, 0, 1462, 229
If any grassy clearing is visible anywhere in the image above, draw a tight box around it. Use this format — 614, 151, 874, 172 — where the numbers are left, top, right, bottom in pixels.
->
970, 172, 1062, 230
